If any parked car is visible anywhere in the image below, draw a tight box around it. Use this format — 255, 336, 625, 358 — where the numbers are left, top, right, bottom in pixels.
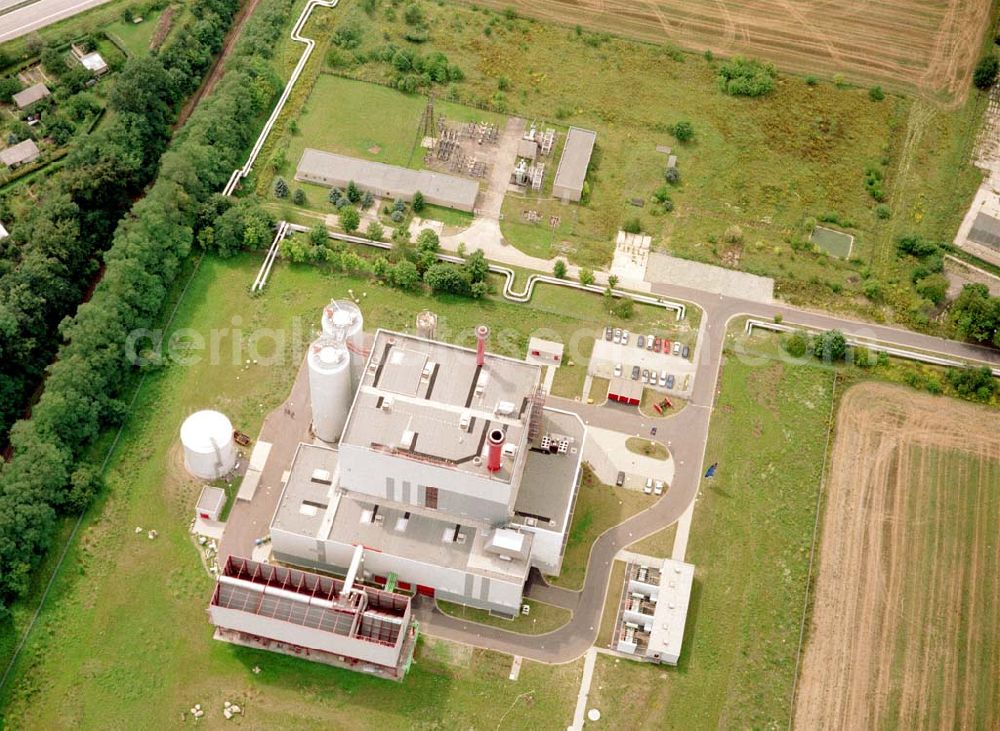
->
637, 334, 646, 349
622, 330, 630, 345
605, 326, 613, 341
659, 370, 668, 387
666, 374, 675, 389
654, 480, 664, 496
613, 328, 622, 343
663, 339, 671, 354
616, 471, 626, 487
672, 341, 681, 356
682, 344, 690, 359
631, 365, 640, 380
642, 368, 650, 383
644, 478, 654, 495
646, 334, 654, 350
653, 337, 662, 353
613, 363, 623, 377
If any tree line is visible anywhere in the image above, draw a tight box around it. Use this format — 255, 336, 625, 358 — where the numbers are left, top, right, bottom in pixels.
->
0, 0, 245, 443
0, 0, 296, 612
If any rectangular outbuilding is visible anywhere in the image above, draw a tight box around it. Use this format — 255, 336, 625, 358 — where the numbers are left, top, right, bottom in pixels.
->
0, 139, 40, 168
196, 485, 226, 522
12, 83, 50, 110
552, 127, 596, 202
295, 149, 479, 212
608, 376, 641, 406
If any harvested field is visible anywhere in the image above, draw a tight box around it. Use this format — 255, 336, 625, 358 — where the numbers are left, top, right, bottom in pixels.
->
464, 0, 991, 103
795, 383, 1000, 729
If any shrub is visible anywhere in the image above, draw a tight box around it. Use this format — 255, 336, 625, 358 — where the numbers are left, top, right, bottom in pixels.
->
292, 188, 305, 205
665, 166, 681, 184
387, 259, 421, 290
412, 190, 425, 212
717, 57, 776, 97
804, 75, 818, 86
328, 187, 342, 204
464, 248, 489, 283
671, 120, 694, 142
622, 217, 642, 234
811, 330, 848, 362
915, 273, 948, 305
273, 176, 288, 198
782, 331, 809, 358
339, 206, 360, 233
553, 258, 567, 279
611, 297, 634, 319
875, 203, 891, 219
403, 3, 425, 26
973, 55, 999, 90
896, 234, 939, 258
416, 228, 440, 252
366, 220, 385, 241
948, 366, 996, 401
723, 225, 744, 244
361, 190, 375, 209
868, 85, 885, 101
579, 268, 595, 286
346, 180, 361, 203
424, 262, 471, 295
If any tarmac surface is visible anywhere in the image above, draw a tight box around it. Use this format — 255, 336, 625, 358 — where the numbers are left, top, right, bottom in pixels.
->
0, 0, 111, 44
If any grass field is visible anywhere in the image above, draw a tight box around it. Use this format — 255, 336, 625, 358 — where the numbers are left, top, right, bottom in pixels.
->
810, 225, 854, 258
104, 8, 167, 57
795, 383, 1000, 729
546, 468, 654, 590
650, 352, 835, 727
0, 255, 609, 727
310, 0, 990, 323
462, 0, 990, 104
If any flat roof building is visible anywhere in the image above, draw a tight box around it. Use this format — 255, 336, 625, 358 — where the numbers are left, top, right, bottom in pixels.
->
208, 556, 416, 680
79, 51, 108, 75
615, 558, 694, 665
0, 139, 40, 168
552, 127, 596, 202
270, 327, 586, 617
295, 149, 479, 212
12, 83, 50, 110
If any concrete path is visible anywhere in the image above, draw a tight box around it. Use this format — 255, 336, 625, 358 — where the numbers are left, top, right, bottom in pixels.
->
570, 648, 598, 731
479, 117, 525, 219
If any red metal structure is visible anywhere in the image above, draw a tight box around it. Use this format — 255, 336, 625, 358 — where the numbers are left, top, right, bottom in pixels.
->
487, 428, 505, 472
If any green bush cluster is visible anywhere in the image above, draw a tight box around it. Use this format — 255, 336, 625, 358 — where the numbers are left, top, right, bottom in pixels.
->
863, 164, 885, 201
0, 0, 294, 613
717, 57, 776, 97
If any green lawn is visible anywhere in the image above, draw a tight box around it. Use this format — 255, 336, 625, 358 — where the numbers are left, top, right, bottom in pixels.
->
436, 598, 571, 634
595, 560, 626, 648
547, 467, 653, 590
644, 351, 835, 728
104, 8, 166, 57
0, 254, 687, 726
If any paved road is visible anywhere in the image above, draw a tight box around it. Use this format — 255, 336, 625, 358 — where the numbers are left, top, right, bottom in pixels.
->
0, 0, 111, 44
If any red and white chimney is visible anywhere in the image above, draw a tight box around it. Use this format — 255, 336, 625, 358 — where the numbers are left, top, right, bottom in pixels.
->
487, 428, 505, 472
475, 324, 489, 367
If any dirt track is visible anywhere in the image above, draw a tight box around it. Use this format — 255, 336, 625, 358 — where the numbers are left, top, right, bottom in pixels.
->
466, 0, 990, 104
794, 383, 1000, 729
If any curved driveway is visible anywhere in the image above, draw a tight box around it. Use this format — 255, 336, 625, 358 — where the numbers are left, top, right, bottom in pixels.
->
414, 276, 1000, 662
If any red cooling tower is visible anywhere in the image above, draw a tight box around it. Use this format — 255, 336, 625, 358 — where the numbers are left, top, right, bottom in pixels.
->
476, 325, 489, 367
487, 428, 505, 472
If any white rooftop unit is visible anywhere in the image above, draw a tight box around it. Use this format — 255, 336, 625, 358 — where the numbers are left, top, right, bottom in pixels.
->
308, 338, 352, 443
180, 410, 236, 480
321, 299, 365, 389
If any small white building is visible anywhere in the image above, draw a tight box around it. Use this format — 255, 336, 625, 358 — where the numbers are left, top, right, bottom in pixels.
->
526, 337, 564, 366
615, 558, 694, 665
79, 51, 108, 75
196, 485, 226, 522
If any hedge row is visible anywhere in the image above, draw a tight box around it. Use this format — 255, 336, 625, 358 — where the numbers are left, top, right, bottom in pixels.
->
0, 0, 295, 611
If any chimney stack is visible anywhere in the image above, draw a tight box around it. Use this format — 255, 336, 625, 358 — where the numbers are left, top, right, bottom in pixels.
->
486, 428, 505, 472
475, 325, 489, 367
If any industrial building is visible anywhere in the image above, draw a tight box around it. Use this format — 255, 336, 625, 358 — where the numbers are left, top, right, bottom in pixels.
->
552, 127, 596, 202
615, 558, 694, 665
268, 312, 587, 617
208, 555, 416, 680
295, 148, 480, 212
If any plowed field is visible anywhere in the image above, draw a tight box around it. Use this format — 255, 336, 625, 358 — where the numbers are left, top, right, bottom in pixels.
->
795, 383, 1000, 728
465, 0, 991, 103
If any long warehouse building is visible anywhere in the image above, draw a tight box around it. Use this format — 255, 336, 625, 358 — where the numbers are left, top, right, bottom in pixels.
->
295, 148, 480, 212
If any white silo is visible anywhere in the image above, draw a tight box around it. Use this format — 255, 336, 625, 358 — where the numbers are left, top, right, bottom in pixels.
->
321, 299, 366, 389
180, 410, 237, 480
308, 337, 353, 443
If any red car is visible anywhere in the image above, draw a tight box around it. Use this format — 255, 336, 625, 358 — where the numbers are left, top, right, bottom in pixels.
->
663, 339, 671, 354
653, 337, 662, 353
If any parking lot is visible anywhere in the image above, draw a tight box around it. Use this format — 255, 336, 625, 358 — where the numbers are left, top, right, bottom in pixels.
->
590, 330, 697, 398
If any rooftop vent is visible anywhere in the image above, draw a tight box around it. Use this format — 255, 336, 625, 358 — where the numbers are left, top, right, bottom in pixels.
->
310, 469, 333, 485
381, 396, 394, 412
496, 400, 516, 417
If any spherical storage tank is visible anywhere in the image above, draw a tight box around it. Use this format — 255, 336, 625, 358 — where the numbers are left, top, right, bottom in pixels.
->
180, 410, 237, 480
321, 299, 366, 390
308, 337, 353, 443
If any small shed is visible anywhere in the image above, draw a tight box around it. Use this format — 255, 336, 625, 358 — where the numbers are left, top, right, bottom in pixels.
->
608, 377, 642, 406
553, 127, 596, 202
517, 137, 538, 161
79, 51, 108, 75
0, 139, 40, 168
196, 485, 227, 522
526, 337, 563, 365
12, 83, 50, 110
